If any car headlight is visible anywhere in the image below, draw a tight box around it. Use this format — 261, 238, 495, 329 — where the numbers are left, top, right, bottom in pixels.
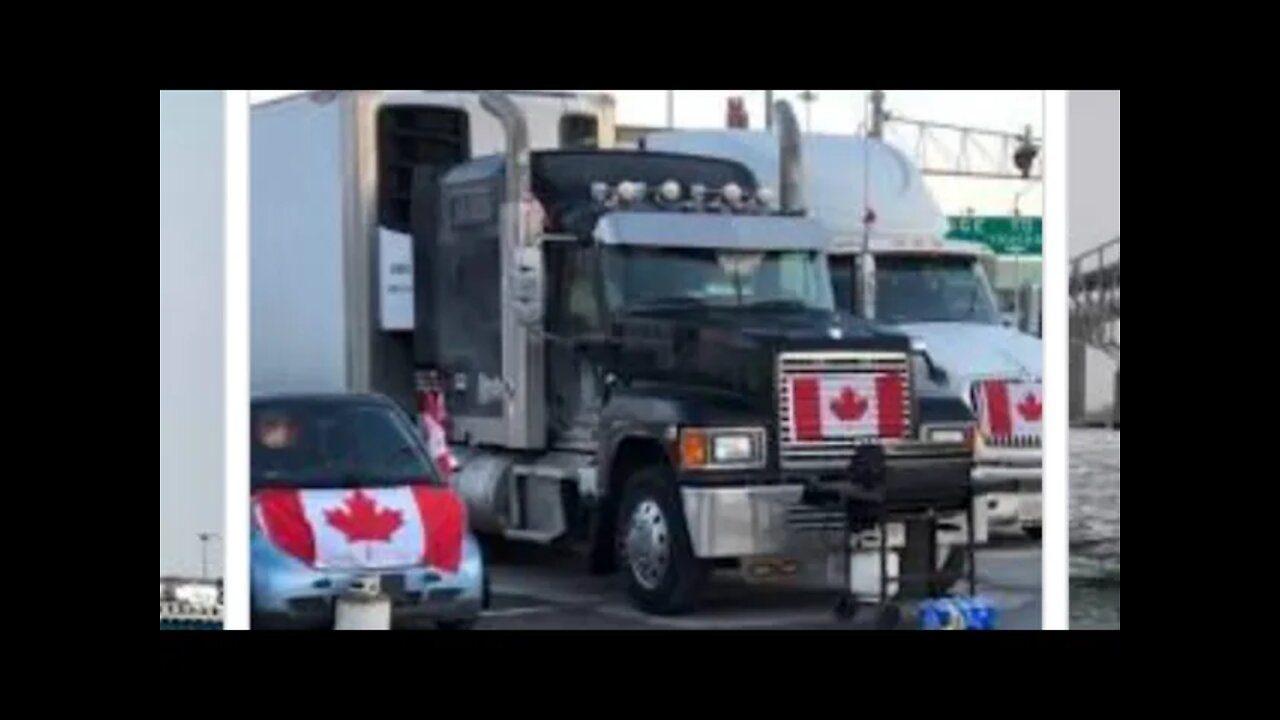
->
679, 427, 767, 470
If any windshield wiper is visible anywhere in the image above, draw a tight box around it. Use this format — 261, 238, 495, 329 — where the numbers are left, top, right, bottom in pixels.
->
626, 296, 709, 311
741, 298, 811, 311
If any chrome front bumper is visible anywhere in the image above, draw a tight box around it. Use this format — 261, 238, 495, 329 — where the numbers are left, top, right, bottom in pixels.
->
680, 484, 987, 560
972, 445, 1041, 528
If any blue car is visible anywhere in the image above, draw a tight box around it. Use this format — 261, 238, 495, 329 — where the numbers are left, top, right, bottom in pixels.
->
250, 393, 487, 630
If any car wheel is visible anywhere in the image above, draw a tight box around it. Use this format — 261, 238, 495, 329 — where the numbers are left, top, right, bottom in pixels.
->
615, 465, 708, 615
1023, 525, 1042, 541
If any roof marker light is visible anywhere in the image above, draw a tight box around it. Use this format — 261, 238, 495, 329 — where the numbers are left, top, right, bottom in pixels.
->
722, 182, 743, 205
617, 181, 640, 203
660, 179, 681, 202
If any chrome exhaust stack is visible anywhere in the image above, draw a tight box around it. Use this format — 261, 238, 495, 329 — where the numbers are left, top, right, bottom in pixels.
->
479, 91, 532, 246
774, 99, 805, 214
479, 91, 545, 450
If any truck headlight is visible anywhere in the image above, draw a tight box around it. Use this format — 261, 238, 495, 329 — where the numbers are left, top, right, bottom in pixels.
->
924, 425, 975, 451
679, 427, 766, 470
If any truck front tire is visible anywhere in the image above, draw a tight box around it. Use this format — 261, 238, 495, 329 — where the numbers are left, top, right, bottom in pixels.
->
616, 466, 708, 615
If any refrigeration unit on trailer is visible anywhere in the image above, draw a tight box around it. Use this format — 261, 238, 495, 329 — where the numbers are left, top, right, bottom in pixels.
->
250, 90, 616, 411
644, 129, 1042, 537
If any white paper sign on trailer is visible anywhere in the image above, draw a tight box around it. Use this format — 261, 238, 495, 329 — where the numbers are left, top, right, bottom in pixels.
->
379, 228, 414, 332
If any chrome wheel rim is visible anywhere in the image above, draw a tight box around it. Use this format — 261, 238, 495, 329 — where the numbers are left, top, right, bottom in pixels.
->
623, 499, 670, 590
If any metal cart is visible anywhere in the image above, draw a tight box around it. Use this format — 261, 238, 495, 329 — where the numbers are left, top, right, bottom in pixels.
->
801, 446, 978, 629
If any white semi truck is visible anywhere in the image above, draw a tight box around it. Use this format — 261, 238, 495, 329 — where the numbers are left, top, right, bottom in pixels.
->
645, 130, 1042, 538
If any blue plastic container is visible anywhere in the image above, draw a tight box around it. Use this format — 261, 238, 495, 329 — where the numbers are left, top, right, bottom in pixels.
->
918, 597, 997, 630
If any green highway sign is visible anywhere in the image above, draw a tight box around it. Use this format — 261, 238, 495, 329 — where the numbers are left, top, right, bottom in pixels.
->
946, 215, 1042, 256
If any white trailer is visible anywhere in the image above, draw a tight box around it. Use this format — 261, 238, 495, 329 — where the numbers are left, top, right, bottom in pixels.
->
250, 90, 616, 410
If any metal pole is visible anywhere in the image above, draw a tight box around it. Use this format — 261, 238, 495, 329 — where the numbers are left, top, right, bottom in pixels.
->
764, 90, 774, 129
666, 91, 675, 129
197, 532, 215, 580
869, 90, 886, 139
797, 91, 818, 133
1113, 365, 1120, 428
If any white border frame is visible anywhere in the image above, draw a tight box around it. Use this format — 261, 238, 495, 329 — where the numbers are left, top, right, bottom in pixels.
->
223, 91, 250, 630
1042, 90, 1068, 630
217, 90, 1072, 631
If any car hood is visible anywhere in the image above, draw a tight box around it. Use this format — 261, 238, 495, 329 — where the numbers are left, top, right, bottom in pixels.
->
897, 322, 1042, 396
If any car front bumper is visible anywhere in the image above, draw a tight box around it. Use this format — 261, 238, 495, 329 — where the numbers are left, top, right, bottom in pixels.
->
251, 535, 486, 628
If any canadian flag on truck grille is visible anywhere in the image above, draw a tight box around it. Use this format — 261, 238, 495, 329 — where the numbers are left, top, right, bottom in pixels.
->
789, 373, 908, 441
975, 380, 1042, 439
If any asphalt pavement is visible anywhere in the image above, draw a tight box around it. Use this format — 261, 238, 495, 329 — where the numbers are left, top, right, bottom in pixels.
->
477, 537, 1041, 630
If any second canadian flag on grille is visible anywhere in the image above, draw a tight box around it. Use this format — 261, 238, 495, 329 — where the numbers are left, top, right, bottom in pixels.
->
789, 373, 907, 441
976, 379, 1042, 438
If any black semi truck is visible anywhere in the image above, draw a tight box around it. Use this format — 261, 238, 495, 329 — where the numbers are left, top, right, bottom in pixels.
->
410, 94, 982, 614
252, 91, 984, 615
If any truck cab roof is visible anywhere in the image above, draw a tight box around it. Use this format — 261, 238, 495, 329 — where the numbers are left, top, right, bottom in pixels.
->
593, 211, 829, 252
642, 130, 949, 246
442, 148, 766, 238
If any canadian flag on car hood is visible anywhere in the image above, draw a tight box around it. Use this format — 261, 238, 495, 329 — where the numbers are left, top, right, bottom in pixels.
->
253, 485, 464, 572
789, 373, 907, 441
976, 380, 1042, 438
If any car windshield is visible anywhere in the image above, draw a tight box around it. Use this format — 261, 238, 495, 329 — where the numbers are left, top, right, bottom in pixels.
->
601, 246, 835, 312
838, 254, 999, 325
250, 400, 439, 490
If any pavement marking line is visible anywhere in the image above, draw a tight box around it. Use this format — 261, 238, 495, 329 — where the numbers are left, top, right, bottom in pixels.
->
481, 605, 562, 619
490, 582, 613, 607
592, 603, 838, 630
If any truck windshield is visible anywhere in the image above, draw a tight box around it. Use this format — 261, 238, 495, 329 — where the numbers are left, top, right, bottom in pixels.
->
250, 400, 440, 491
833, 254, 999, 324
601, 246, 835, 312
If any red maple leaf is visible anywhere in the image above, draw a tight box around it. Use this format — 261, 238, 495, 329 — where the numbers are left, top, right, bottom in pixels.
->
324, 490, 404, 543
830, 387, 869, 421
1017, 393, 1042, 422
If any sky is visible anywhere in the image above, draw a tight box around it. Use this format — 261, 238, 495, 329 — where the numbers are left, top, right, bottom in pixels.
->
250, 90, 1043, 217
1068, 90, 1120, 410
160, 91, 225, 578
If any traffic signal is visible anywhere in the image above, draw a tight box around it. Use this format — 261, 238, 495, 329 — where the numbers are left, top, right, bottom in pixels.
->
726, 97, 749, 129
1013, 137, 1038, 178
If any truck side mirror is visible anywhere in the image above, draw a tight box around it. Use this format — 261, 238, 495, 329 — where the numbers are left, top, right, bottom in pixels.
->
573, 334, 621, 365
511, 246, 544, 326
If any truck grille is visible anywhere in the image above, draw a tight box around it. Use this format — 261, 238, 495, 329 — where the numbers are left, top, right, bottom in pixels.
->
777, 351, 913, 470
984, 434, 1041, 449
